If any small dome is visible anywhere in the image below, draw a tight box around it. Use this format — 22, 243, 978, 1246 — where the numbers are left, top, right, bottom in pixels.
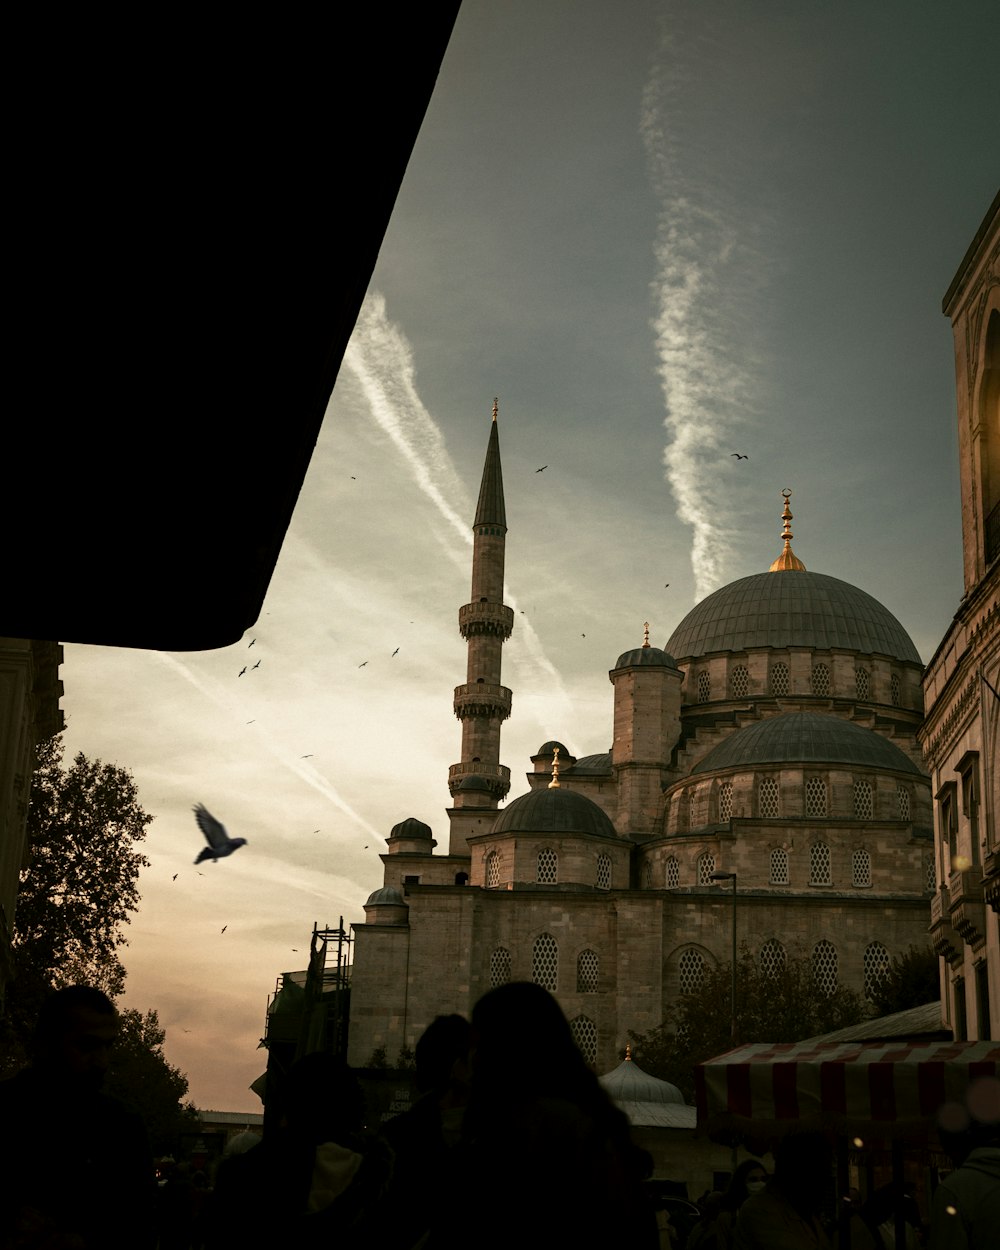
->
665, 570, 921, 664
569, 752, 613, 776
690, 712, 923, 775
365, 885, 405, 906
492, 787, 617, 839
613, 646, 678, 670
388, 817, 433, 841
534, 740, 570, 758
600, 1054, 685, 1105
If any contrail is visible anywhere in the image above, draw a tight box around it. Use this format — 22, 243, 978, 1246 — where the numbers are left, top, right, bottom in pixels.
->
640, 15, 770, 601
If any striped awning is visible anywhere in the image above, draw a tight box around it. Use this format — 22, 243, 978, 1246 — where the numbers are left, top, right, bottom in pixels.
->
694, 1040, 1000, 1141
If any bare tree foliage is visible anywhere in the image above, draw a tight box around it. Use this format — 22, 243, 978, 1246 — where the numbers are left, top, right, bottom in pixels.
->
627, 944, 866, 1102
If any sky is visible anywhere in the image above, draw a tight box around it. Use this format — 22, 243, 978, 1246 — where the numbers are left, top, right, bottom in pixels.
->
58, 0, 999, 1110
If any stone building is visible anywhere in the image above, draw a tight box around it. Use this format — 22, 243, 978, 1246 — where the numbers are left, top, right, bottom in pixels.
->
923, 190, 1000, 1040
348, 407, 936, 1072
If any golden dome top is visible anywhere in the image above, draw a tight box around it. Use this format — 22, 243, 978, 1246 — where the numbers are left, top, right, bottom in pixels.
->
769, 489, 806, 572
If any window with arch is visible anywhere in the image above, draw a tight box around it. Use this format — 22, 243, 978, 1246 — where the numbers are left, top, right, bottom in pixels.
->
855, 667, 871, 700
890, 673, 901, 706
490, 946, 511, 988
759, 938, 786, 978
852, 847, 872, 887
719, 782, 734, 822
697, 671, 711, 703
596, 853, 612, 890
536, 848, 557, 885
770, 846, 789, 885
897, 786, 911, 821
665, 856, 680, 888
812, 940, 838, 995
485, 850, 501, 889
811, 664, 831, 696
853, 778, 873, 820
577, 949, 599, 993
863, 941, 890, 1001
570, 1014, 598, 1067
769, 662, 789, 697
926, 854, 936, 893
532, 933, 558, 991
678, 949, 705, 995
806, 777, 828, 817
810, 841, 832, 885
730, 665, 749, 698
697, 852, 716, 884
758, 776, 780, 818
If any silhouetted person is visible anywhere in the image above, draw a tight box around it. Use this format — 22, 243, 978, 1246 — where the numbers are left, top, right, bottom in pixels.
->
714, 1160, 769, 1248
428, 981, 658, 1250
734, 1130, 833, 1249
380, 1013, 472, 1249
0, 984, 156, 1249
930, 1077, 1000, 1250
205, 1050, 392, 1249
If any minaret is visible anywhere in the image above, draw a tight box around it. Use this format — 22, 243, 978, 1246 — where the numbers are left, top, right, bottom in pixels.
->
449, 400, 514, 816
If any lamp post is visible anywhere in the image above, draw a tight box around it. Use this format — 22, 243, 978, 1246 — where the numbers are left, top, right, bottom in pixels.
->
709, 871, 738, 1048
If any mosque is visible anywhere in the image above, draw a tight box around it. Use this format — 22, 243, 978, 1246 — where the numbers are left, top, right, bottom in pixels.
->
346, 408, 936, 1073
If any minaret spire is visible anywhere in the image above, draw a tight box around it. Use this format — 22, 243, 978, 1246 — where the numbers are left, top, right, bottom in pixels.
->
449, 401, 514, 808
769, 489, 807, 572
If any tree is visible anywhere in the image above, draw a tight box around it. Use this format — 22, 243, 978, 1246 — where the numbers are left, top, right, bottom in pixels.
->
866, 944, 939, 1016
627, 944, 866, 1102
1, 734, 152, 1073
106, 1008, 200, 1155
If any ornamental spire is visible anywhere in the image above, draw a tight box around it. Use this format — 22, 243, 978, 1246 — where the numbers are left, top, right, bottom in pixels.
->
643, 621, 650, 648
548, 745, 561, 789
769, 489, 806, 572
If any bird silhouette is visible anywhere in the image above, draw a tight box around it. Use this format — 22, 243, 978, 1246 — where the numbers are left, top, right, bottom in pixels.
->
193, 805, 248, 864
391, 647, 399, 657
221, 925, 227, 934
731, 453, 749, 460
350, 475, 356, 480
252, 659, 261, 670
248, 639, 256, 648
664, 583, 670, 588
301, 754, 313, 759
535, 465, 548, 473
172, 873, 178, 881
358, 661, 368, 668
238, 666, 247, 677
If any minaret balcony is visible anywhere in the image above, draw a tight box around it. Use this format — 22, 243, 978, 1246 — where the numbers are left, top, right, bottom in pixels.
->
448, 761, 511, 800
453, 682, 512, 721
459, 601, 514, 640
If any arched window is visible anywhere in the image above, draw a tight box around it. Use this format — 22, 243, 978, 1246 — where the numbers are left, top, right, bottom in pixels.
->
697, 671, 711, 703
490, 946, 511, 988
485, 851, 501, 889
532, 933, 558, 991
697, 852, 716, 884
758, 777, 780, 818
897, 787, 911, 821
665, 856, 680, 888
890, 673, 901, 706
536, 848, 557, 885
719, 782, 734, 822
853, 779, 873, 820
570, 1014, 598, 1067
770, 846, 789, 885
596, 853, 612, 890
812, 940, 838, 995
855, 667, 871, 700
864, 941, 890, 1001
806, 777, 827, 817
577, 949, 599, 993
769, 662, 789, 697
811, 664, 830, 696
678, 949, 705, 995
759, 939, 786, 978
810, 841, 832, 885
730, 665, 749, 698
852, 847, 872, 887
926, 855, 936, 893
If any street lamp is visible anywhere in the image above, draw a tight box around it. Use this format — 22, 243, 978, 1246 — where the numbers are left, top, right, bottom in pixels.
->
709, 871, 738, 1048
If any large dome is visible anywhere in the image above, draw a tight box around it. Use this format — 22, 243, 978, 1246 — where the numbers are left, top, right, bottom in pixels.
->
691, 712, 923, 775
664, 571, 921, 665
492, 787, 617, 838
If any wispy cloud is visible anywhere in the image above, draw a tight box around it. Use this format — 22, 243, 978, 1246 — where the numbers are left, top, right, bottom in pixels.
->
640, 23, 770, 600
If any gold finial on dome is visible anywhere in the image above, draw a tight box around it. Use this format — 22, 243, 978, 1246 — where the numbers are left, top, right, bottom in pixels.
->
643, 621, 650, 648
625, 1043, 633, 1060
769, 489, 807, 572
548, 745, 561, 789
492, 397, 498, 422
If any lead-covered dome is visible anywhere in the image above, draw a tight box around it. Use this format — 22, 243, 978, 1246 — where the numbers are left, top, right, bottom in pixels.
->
664, 571, 920, 665
691, 712, 923, 775
613, 645, 678, 670
492, 786, 617, 838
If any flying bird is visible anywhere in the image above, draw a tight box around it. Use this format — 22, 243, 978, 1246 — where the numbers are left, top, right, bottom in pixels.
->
664, 583, 670, 588
730, 453, 749, 460
252, 659, 261, 670
238, 666, 247, 677
248, 639, 256, 648
172, 873, 178, 881
301, 754, 313, 759
221, 925, 227, 934
358, 661, 368, 668
193, 804, 248, 864
391, 648, 399, 657
535, 465, 548, 473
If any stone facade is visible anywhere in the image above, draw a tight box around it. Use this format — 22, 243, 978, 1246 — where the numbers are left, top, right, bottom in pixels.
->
921, 190, 1000, 1041
347, 416, 937, 1074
